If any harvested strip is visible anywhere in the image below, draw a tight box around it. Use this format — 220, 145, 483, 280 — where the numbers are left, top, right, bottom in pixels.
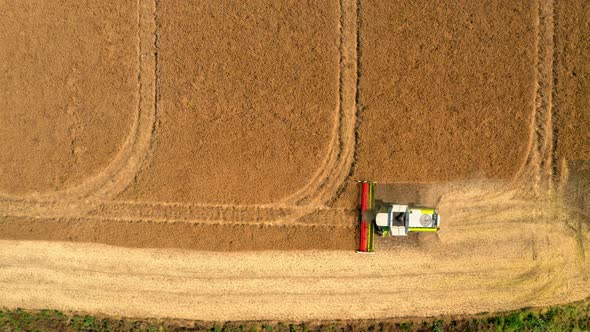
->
0, 217, 355, 251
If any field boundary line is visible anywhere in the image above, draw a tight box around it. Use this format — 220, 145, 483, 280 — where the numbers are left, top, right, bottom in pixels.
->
0, 199, 357, 227
0, 212, 356, 229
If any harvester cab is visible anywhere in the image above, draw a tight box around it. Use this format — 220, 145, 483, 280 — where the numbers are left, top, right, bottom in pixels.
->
357, 181, 440, 253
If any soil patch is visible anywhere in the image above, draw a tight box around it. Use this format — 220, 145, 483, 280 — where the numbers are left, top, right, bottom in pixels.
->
555, 0, 590, 161
0, 1, 137, 194
354, 0, 536, 183
122, 0, 340, 205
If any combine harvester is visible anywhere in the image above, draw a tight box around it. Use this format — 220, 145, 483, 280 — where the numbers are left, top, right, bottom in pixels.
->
357, 181, 441, 253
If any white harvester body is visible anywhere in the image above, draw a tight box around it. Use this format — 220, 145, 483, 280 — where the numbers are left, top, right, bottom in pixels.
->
374, 204, 440, 237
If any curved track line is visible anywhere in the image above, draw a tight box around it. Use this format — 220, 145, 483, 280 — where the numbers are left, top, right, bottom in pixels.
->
0, 0, 157, 204
280, 0, 358, 207
513, 0, 556, 195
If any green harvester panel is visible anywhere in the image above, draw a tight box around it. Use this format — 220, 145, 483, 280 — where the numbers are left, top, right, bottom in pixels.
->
367, 182, 375, 252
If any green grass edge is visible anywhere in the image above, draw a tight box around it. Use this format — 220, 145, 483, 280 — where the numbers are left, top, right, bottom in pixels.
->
1, 297, 589, 332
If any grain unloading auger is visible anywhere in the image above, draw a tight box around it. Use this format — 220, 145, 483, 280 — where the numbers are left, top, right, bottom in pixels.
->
357, 181, 441, 253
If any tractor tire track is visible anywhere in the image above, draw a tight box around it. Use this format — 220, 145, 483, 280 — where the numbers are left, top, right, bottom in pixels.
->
0, 199, 356, 228
513, 0, 557, 194
280, 0, 358, 207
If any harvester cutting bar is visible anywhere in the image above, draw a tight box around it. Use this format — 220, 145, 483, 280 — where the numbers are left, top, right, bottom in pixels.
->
358, 181, 374, 253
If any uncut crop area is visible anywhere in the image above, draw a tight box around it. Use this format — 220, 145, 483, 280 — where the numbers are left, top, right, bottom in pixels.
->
0, 0, 589, 321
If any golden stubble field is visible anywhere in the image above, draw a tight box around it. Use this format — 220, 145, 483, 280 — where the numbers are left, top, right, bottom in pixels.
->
0, 0, 589, 321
